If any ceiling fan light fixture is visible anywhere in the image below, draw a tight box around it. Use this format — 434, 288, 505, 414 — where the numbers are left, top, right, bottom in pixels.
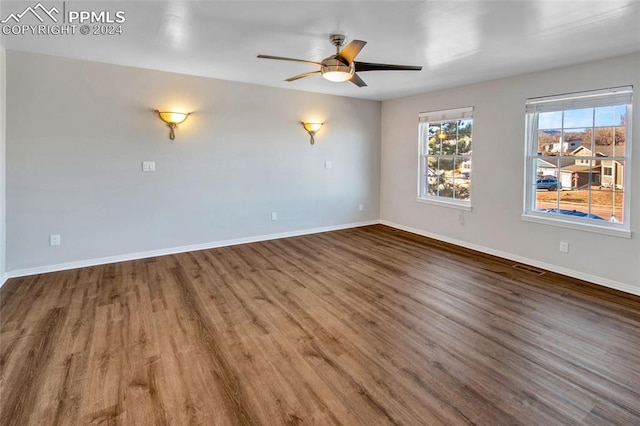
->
321, 58, 354, 82
322, 70, 353, 82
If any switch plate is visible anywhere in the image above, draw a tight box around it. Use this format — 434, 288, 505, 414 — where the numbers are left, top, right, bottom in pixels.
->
142, 161, 156, 172
559, 241, 569, 253
359, 204, 364, 211
271, 212, 278, 221
50, 234, 60, 246
324, 161, 332, 169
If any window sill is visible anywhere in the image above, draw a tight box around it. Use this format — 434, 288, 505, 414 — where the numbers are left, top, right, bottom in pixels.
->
521, 213, 631, 238
416, 197, 472, 211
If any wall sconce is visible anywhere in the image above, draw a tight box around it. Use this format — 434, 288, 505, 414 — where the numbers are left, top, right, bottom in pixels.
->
301, 122, 323, 145
156, 110, 190, 140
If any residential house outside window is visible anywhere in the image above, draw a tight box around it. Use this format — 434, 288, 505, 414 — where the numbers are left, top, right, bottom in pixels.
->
522, 87, 632, 237
417, 107, 473, 210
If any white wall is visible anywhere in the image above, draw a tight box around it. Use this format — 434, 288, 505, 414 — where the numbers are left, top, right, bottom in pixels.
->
0, 45, 6, 284
5, 51, 380, 273
381, 53, 640, 293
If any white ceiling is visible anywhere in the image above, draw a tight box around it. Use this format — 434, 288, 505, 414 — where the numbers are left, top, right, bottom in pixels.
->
1, 1, 639, 101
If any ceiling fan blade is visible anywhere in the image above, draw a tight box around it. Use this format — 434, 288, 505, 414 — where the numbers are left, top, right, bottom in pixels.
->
285, 70, 321, 82
257, 55, 321, 66
355, 61, 422, 72
339, 40, 367, 62
349, 73, 367, 87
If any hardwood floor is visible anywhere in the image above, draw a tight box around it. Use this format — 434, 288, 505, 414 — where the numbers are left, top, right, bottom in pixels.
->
1, 224, 639, 425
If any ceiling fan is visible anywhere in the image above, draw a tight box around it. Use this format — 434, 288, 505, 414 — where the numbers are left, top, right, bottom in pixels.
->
257, 33, 422, 87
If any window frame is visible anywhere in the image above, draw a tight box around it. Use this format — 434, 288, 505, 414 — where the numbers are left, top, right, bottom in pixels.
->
416, 106, 473, 211
522, 86, 633, 238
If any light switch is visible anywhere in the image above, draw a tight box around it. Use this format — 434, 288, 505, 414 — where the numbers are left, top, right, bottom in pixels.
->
324, 161, 332, 169
142, 161, 156, 172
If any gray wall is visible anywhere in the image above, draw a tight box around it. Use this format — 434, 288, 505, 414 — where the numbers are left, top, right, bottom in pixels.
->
6, 49, 639, 294
6, 51, 381, 272
380, 52, 640, 292
0, 45, 6, 282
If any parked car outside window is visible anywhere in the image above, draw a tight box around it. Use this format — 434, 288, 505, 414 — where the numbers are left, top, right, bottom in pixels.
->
536, 177, 560, 191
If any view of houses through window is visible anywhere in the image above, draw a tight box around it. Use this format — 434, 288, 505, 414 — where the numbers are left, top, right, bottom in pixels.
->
525, 87, 631, 229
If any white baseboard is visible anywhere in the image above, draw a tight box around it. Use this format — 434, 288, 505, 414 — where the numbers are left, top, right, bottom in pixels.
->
1, 220, 379, 285
380, 220, 640, 297
3, 219, 638, 298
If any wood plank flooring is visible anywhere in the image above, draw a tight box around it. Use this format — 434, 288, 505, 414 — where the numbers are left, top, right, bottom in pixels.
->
1, 224, 639, 425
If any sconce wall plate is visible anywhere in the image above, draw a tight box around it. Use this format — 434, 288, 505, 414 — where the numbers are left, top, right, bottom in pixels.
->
156, 110, 190, 140
301, 122, 323, 145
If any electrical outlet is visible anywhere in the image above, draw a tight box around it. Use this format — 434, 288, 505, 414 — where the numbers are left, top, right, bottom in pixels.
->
50, 234, 61, 246
559, 241, 569, 253
271, 212, 278, 221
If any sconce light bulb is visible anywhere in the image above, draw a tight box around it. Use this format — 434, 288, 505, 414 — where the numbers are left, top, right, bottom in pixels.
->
301, 122, 324, 145
156, 110, 191, 140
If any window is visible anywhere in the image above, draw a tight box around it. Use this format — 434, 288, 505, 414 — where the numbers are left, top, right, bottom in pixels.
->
417, 107, 473, 210
523, 86, 632, 237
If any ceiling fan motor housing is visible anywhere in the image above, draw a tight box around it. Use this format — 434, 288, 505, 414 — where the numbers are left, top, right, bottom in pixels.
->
321, 56, 354, 82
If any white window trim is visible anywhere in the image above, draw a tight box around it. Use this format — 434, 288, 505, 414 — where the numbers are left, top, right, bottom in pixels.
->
417, 106, 473, 210
416, 196, 473, 211
522, 86, 633, 238
521, 213, 631, 238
